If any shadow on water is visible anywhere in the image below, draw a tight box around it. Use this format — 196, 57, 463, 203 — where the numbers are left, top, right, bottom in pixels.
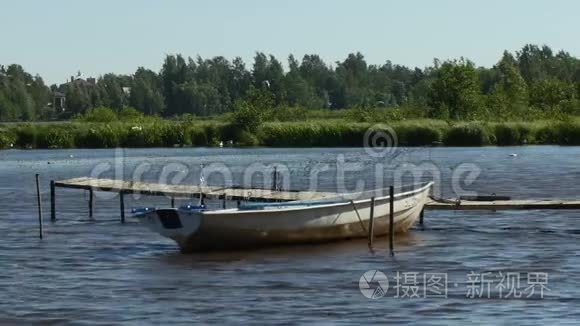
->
156, 232, 425, 266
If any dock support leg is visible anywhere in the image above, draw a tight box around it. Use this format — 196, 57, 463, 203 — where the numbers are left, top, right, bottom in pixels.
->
389, 186, 395, 256
419, 208, 424, 226
36, 174, 43, 239
368, 197, 375, 250
50, 180, 56, 222
120, 192, 125, 223
171, 197, 175, 208
89, 188, 94, 219
222, 194, 227, 209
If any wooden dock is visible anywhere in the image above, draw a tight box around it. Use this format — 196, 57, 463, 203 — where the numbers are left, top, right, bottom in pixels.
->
50, 177, 336, 223
49, 177, 580, 224
425, 198, 580, 210
54, 177, 335, 201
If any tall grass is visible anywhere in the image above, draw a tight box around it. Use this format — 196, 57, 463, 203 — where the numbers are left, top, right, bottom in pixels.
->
2, 118, 580, 149
0, 128, 15, 149
443, 123, 492, 146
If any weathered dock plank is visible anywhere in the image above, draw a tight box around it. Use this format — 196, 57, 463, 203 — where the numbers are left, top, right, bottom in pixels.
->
53, 177, 580, 211
54, 177, 335, 202
425, 199, 580, 210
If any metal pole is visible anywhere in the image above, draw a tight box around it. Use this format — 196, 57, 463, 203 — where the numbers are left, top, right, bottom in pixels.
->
171, 196, 175, 208
36, 174, 44, 239
389, 186, 394, 256
50, 180, 56, 222
89, 188, 94, 219
120, 192, 125, 223
368, 197, 375, 250
419, 208, 424, 225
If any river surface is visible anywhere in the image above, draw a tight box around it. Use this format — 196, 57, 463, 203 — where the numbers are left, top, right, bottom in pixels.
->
0, 146, 579, 325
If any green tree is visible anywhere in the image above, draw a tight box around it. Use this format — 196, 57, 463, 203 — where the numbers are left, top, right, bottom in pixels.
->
98, 74, 126, 110
488, 52, 529, 119
130, 67, 165, 115
428, 58, 485, 120
283, 55, 323, 108
161, 54, 188, 115
252, 52, 286, 104
529, 79, 576, 113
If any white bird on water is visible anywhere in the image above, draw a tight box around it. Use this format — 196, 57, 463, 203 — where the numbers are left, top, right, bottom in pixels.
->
509, 153, 518, 157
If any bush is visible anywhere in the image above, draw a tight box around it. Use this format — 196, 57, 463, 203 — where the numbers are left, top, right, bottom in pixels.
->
161, 123, 188, 147
443, 123, 491, 146
78, 107, 118, 123
76, 125, 121, 148
557, 122, 580, 145
494, 124, 521, 146
187, 126, 209, 146
14, 127, 37, 148
396, 124, 442, 146
36, 127, 75, 148
534, 123, 558, 144
0, 129, 15, 149
259, 122, 368, 147
118, 107, 145, 122
235, 130, 260, 147
123, 124, 164, 147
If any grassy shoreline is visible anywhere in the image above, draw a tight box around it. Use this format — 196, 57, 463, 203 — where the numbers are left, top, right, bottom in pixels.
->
1, 119, 580, 149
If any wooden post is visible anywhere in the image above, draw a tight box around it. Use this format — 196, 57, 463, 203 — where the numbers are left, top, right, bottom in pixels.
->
237, 200, 241, 208
88, 188, 94, 219
222, 194, 227, 209
50, 180, 56, 222
200, 193, 205, 206
120, 192, 125, 223
171, 196, 175, 208
272, 166, 278, 191
368, 197, 375, 249
419, 208, 424, 225
389, 186, 394, 256
35, 174, 44, 239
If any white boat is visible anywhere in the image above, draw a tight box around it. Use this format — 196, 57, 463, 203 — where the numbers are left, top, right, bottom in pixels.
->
134, 182, 433, 253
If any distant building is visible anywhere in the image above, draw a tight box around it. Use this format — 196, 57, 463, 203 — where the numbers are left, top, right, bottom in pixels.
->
51, 73, 97, 112
53, 91, 66, 112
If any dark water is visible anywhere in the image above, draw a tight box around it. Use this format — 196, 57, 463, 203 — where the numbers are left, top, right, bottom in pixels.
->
0, 146, 579, 325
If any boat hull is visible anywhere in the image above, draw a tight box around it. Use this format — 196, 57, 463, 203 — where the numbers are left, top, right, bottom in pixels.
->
139, 183, 432, 253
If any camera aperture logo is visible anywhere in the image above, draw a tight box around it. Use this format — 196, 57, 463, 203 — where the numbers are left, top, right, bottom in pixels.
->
359, 270, 389, 299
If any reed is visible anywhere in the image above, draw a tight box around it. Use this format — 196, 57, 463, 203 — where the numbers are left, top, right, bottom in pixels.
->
443, 123, 492, 146
35, 125, 76, 149
394, 121, 447, 146
0, 128, 15, 149
259, 122, 369, 147
3, 118, 580, 149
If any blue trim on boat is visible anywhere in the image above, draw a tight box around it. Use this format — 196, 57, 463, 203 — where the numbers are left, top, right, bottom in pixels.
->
239, 199, 345, 211
131, 207, 157, 217
178, 204, 207, 212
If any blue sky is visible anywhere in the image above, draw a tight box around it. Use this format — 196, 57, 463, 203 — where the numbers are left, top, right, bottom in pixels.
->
0, 0, 578, 84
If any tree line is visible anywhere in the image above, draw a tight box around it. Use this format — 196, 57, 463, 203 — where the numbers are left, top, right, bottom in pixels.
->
1, 44, 579, 122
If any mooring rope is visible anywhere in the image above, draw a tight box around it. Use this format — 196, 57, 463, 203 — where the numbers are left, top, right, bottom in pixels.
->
429, 195, 461, 206
349, 200, 368, 233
